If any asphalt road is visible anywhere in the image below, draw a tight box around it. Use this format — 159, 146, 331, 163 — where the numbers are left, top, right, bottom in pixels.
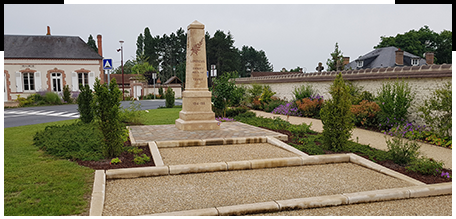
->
3, 99, 182, 128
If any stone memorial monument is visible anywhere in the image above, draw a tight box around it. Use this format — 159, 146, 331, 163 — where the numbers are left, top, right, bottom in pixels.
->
175, 20, 220, 130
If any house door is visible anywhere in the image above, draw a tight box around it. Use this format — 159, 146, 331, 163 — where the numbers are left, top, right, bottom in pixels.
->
4, 73, 7, 101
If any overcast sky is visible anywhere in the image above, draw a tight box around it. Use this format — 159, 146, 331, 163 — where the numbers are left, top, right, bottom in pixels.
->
4, 3, 452, 72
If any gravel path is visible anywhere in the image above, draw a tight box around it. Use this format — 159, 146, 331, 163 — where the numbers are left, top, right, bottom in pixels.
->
160, 143, 299, 165
103, 163, 414, 216
254, 195, 452, 216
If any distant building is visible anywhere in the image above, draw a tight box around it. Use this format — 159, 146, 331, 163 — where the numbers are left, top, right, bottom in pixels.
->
344, 46, 434, 70
4, 26, 104, 101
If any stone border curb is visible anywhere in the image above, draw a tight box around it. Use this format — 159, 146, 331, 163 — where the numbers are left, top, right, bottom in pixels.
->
148, 142, 163, 166
105, 154, 350, 179
144, 183, 452, 216
266, 136, 309, 157
89, 170, 105, 216
154, 136, 270, 148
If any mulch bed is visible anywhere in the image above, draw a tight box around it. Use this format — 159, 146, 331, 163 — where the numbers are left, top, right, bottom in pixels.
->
261, 126, 451, 185
76, 140, 155, 170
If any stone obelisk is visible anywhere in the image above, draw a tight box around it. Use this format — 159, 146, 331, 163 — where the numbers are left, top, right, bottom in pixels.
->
175, 20, 219, 130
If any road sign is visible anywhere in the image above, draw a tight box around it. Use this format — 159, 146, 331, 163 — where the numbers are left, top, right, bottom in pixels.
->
103, 59, 113, 70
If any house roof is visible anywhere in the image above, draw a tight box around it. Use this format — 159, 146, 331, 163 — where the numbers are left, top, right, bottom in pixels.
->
163, 76, 182, 84
344, 46, 426, 70
4, 35, 102, 60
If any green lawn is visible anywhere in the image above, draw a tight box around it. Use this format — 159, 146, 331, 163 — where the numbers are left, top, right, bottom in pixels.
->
3, 107, 181, 215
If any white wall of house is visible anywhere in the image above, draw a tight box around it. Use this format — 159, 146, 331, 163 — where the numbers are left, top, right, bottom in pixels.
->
4, 58, 102, 100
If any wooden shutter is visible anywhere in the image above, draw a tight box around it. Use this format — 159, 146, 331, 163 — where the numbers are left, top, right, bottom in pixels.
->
72, 72, 79, 91
15, 72, 22, 92
34, 72, 41, 91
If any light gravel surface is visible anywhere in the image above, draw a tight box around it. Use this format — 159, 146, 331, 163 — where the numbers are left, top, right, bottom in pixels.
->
103, 163, 414, 216
159, 143, 299, 165
254, 195, 452, 216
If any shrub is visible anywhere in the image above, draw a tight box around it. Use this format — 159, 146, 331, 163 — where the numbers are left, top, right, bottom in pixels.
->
351, 100, 381, 127
225, 106, 249, 117
44, 92, 62, 105
164, 87, 175, 108
296, 95, 324, 118
320, 73, 354, 152
158, 86, 164, 99
33, 121, 104, 161
385, 132, 420, 165
272, 102, 302, 117
63, 85, 72, 103
258, 85, 276, 106
405, 157, 444, 176
133, 154, 151, 165
353, 91, 376, 105
93, 78, 125, 158
376, 79, 414, 127
263, 97, 286, 113
16, 95, 34, 107
119, 100, 143, 125
77, 85, 94, 124
418, 81, 452, 138
292, 84, 316, 101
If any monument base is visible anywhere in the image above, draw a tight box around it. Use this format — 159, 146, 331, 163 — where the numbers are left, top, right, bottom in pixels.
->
175, 118, 220, 131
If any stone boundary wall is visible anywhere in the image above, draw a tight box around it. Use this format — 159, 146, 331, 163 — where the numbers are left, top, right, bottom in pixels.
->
235, 64, 452, 125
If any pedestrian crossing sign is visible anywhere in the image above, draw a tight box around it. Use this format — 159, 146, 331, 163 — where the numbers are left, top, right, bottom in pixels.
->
103, 59, 113, 70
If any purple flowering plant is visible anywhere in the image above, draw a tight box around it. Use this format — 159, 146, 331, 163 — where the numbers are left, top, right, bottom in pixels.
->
271, 102, 302, 117
215, 117, 236, 122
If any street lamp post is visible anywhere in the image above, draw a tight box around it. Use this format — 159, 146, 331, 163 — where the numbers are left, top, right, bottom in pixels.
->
117, 40, 125, 100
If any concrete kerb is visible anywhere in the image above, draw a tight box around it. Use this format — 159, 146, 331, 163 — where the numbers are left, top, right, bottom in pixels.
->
89, 170, 105, 216
145, 183, 452, 216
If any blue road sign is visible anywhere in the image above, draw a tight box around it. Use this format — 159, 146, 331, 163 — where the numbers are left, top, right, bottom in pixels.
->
103, 59, 113, 70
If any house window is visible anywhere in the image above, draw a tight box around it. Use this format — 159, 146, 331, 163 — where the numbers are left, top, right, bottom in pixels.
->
356, 60, 364, 68
23, 72, 35, 91
411, 58, 419, 66
51, 73, 62, 92
78, 73, 89, 86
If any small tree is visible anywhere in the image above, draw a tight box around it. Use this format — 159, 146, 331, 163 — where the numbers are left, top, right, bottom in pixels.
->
326, 42, 345, 71
93, 78, 125, 158
164, 87, 175, 108
320, 73, 354, 152
77, 84, 94, 123
63, 85, 72, 103
376, 79, 414, 127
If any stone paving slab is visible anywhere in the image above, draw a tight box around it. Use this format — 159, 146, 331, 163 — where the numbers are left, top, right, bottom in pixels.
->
128, 122, 287, 145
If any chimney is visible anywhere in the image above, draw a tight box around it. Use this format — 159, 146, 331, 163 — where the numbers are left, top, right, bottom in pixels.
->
425, 52, 434, 65
97, 34, 103, 57
343, 57, 350, 66
46, 26, 51, 35
395, 48, 404, 65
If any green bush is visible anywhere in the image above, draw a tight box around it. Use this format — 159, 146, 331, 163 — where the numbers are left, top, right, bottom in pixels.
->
292, 84, 316, 101
225, 106, 249, 117
376, 79, 414, 127
385, 132, 420, 165
119, 100, 143, 125
77, 85, 94, 124
63, 85, 72, 103
44, 92, 62, 105
418, 81, 452, 138
212, 71, 245, 116
405, 157, 444, 176
320, 73, 354, 152
164, 88, 175, 108
93, 78, 126, 158
33, 121, 104, 161
158, 86, 164, 99
258, 85, 276, 106
133, 154, 151, 165
263, 98, 286, 113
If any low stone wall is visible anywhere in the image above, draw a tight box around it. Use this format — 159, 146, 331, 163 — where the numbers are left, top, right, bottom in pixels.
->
235, 64, 452, 125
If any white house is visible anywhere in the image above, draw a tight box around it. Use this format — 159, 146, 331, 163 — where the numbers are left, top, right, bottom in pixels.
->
4, 27, 104, 102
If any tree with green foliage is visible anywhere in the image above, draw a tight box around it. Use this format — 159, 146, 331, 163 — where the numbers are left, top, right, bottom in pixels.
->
320, 73, 354, 152
326, 42, 345, 71
206, 30, 241, 76
239, 45, 273, 77
375, 25, 452, 64
136, 33, 144, 58
376, 79, 414, 127
144, 27, 159, 68
93, 78, 125, 158
211, 71, 244, 116
77, 84, 94, 124
164, 87, 175, 108
87, 34, 98, 54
